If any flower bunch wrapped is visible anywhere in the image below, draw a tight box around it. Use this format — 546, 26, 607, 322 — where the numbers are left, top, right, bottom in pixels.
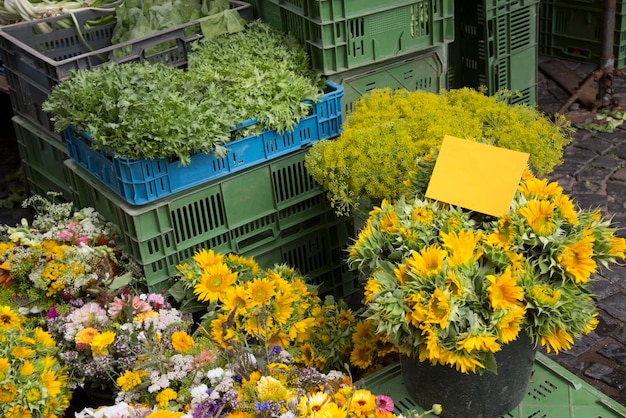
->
0, 195, 129, 307
46, 291, 190, 391
0, 305, 72, 417
348, 160, 626, 374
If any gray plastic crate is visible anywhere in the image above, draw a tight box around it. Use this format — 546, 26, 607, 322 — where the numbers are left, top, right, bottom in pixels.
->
0, 1, 253, 142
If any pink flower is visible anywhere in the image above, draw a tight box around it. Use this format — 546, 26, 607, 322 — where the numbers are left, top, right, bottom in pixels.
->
109, 294, 152, 320
376, 395, 394, 413
76, 236, 88, 247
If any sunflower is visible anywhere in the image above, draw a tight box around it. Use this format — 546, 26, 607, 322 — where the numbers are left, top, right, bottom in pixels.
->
440, 229, 483, 267
405, 245, 447, 278
487, 267, 524, 310
518, 199, 556, 235
246, 278, 276, 308
0, 306, 23, 331
557, 236, 597, 283
541, 328, 574, 354
193, 262, 238, 303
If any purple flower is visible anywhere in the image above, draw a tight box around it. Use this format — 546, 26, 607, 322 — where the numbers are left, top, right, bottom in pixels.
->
376, 395, 395, 412
47, 306, 60, 319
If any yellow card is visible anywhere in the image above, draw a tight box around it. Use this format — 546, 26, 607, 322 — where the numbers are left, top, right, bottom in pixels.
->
425, 135, 529, 217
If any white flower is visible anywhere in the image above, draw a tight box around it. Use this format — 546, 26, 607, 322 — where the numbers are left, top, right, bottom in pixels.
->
206, 367, 225, 385
190, 383, 209, 399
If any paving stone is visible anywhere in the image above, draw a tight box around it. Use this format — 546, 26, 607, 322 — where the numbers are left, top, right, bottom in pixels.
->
569, 192, 607, 211
610, 168, 626, 182
599, 293, 626, 323
601, 369, 626, 390
550, 354, 585, 373
607, 181, 626, 201
584, 362, 613, 380
590, 154, 623, 170
613, 142, 626, 159
577, 167, 616, 183
614, 327, 626, 346
598, 343, 626, 367
575, 136, 616, 154
565, 336, 596, 356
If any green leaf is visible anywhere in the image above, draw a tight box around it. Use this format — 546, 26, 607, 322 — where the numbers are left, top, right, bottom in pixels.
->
199, 9, 246, 39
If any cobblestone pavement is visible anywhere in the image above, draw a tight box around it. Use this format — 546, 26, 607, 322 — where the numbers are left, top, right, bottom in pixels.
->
1, 57, 626, 409
538, 57, 626, 407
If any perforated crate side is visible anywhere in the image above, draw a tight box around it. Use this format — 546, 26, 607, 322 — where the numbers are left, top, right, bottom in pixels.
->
361, 354, 626, 417
13, 115, 72, 201
64, 151, 336, 263
266, 0, 453, 75
143, 210, 347, 291
538, 1, 626, 68
327, 45, 447, 115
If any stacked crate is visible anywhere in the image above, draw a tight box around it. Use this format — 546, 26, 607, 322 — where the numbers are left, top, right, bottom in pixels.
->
448, 0, 539, 106
539, 0, 626, 69
0, 2, 361, 298
243, 0, 454, 114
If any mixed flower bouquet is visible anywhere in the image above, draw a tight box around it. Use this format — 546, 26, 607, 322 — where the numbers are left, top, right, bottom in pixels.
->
0, 195, 133, 309
46, 290, 190, 392
348, 154, 626, 374
0, 304, 72, 417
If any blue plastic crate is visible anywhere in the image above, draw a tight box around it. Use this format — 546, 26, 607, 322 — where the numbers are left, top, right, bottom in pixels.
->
65, 80, 343, 205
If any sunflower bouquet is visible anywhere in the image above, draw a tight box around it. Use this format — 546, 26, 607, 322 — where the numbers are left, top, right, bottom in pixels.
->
172, 250, 397, 376
348, 158, 626, 374
0, 305, 72, 417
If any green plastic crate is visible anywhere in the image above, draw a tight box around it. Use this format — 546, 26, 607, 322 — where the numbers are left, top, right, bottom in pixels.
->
327, 45, 447, 115
449, 0, 539, 106
247, 215, 359, 299
265, 0, 454, 75
362, 353, 626, 417
12, 115, 71, 202
539, 1, 626, 68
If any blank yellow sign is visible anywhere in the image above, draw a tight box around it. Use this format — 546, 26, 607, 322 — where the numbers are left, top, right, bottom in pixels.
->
425, 135, 529, 217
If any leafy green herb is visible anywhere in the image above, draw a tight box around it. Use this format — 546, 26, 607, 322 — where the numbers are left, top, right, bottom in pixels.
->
42, 21, 323, 165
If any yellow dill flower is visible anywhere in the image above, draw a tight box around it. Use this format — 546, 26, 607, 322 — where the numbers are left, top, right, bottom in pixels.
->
155, 388, 177, 408
406, 245, 447, 277
171, 331, 195, 353
426, 288, 451, 329
0, 306, 23, 331
487, 267, 524, 309
541, 328, 574, 354
518, 200, 556, 235
457, 334, 501, 353
440, 229, 483, 267
193, 262, 238, 303
116, 370, 147, 392
557, 236, 597, 283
